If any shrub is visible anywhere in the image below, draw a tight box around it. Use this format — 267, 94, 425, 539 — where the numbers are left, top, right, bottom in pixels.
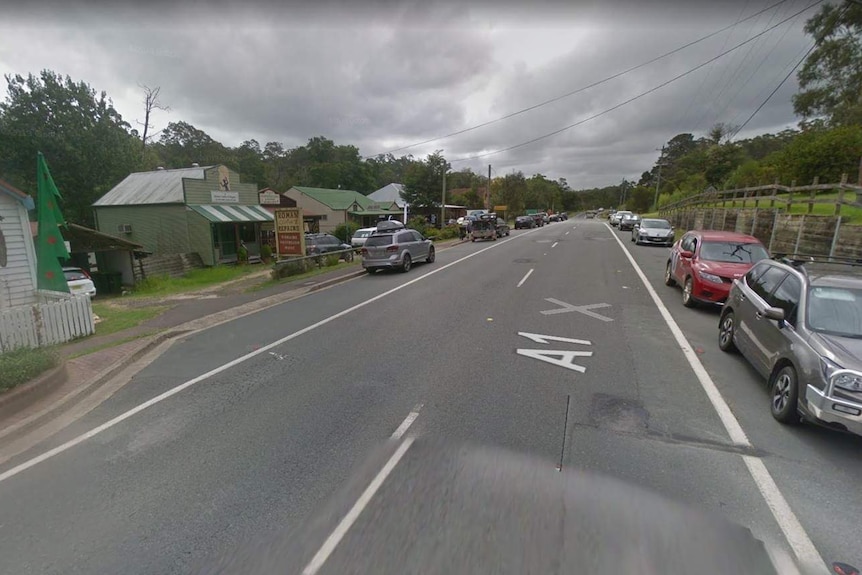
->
439, 224, 461, 239
408, 216, 428, 236
260, 244, 273, 262
325, 254, 340, 267
237, 245, 249, 265
334, 221, 361, 243
272, 258, 311, 280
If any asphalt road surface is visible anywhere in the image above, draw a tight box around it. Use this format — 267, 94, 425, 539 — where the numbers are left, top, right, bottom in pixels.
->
0, 217, 859, 574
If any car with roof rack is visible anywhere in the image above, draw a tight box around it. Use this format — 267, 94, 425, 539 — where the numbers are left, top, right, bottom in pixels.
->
718, 254, 862, 437
360, 219, 435, 273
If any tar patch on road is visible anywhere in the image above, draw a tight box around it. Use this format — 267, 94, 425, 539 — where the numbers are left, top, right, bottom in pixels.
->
513, 258, 537, 264
589, 393, 650, 433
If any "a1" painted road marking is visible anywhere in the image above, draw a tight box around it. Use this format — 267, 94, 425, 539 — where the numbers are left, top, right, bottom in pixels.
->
516, 332, 593, 373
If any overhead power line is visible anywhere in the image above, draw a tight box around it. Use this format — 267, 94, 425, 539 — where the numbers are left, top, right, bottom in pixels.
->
365, 0, 794, 159
448, 0, 825, 164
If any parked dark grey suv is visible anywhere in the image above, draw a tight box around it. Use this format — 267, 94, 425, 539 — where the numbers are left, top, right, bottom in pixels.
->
718, 255, 862, 436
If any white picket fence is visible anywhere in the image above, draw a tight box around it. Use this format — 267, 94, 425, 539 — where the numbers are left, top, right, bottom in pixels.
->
0, 293, 95, 352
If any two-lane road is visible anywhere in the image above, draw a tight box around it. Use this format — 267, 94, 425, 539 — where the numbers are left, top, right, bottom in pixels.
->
0, 218, 857, 573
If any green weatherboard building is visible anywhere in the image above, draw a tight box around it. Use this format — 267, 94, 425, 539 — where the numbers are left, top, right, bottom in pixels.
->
93, 165, 272, 266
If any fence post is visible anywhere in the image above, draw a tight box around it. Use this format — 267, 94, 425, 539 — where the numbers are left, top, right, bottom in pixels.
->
835, 173, 848, 216
722, 209, 728, 231
751, 207, 758, 236
710, 208, 716, 229
830, 216, 842, 259
808, 176, 818, 214
794, 214, 805, 254
768, 210, 779, 253
771, 178, 778, 208
787, 180, 796, 213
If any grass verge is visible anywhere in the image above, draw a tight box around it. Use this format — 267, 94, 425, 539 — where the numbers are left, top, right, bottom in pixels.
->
248, 261, 360, 292
66, 330, 164, 360
92, 303, 169, 336
131, 265, 258, 297
0, 346, 59, 393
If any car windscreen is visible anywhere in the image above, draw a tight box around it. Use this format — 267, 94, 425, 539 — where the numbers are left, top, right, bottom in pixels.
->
807, 286, 862, 338
699, 241, 769, 263
365, 235, 393, 247
354, 230, 373, 238
641, 220, 670, 229
64, 270, 88, 281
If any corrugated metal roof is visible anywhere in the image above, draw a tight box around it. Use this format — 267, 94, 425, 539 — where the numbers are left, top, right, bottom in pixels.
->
293, 187, 371, 210
368, 183, 406, 205
93, 166, 215, 206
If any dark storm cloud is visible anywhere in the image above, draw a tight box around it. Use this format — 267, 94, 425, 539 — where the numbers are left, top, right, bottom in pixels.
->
0, 0, 817, 187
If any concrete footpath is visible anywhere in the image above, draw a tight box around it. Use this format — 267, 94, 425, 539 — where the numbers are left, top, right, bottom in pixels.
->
0, 238, 468, 448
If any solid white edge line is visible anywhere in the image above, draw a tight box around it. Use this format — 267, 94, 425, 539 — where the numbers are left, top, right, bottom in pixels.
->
301, 436, 415, 575
391, 404, 423, 440
551, 241, 559, 248
604, 223, 825, 574
0, 227, 543, 485
516, 268, 534, 288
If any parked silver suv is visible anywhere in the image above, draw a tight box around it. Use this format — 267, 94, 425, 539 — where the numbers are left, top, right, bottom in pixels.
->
718, 255, 862, 436
360, 220, 435, 273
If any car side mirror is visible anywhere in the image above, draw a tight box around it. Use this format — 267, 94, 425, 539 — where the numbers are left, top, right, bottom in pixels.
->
764, 307, 785, 322
679, 250, 693, 258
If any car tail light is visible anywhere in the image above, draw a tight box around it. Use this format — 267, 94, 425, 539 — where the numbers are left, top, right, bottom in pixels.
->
360, 248, 368, 256
81, 269, 91, 279
386, 245, 399, 252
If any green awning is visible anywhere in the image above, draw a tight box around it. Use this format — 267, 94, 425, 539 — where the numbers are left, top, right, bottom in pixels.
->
188, 204, 274, 223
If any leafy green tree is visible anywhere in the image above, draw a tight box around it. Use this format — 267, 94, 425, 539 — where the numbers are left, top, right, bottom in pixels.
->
627, 186, 654, 213
402, 151, 450, 207
766, 125, 862, 184
155, 120, 233, 169
793, 0, 862, 126
0, 70, 142, 226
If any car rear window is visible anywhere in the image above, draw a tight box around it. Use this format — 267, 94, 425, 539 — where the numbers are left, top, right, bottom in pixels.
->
365, 235, 393, 247
354, 230, 373, 238
64, 270, 88, 281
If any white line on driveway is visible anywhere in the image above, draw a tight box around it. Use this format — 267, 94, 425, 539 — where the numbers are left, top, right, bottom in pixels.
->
517, 268, 534, 288
604, 223, 823, 574
391, 404, 423, 439
0, 227, 544, 485
301, 436, 415, 575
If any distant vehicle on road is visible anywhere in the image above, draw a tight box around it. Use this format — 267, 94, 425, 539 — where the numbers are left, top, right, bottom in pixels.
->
719, 255, 862, 438
495, 217, 510, 237
665, 230, 769, 307
549, 214, 561, 222
559, 212, 568, 221
515, 215, 535, 229
361, 220, 434, 273
631, 218, 675, 246
531, 213, 545, 227
471, 213, 499, 242
585, 211, 596, 219
610, 210, 632, 227
618, 213, 642, 231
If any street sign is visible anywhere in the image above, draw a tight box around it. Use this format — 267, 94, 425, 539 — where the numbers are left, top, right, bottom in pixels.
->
275, 207, 305, 258
494, 205, 508, 212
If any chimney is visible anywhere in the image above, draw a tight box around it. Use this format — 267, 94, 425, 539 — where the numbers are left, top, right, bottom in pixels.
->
156, 166, 165, 171
191, 162, 199, 167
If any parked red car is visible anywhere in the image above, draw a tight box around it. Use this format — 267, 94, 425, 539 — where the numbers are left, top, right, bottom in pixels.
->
664, 230, 769, 307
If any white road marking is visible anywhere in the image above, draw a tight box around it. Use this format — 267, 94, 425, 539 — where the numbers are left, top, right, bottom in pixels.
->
565, 231, 570, 235
604, 223, 826, 574
0, 227, 544, 485
540, 298, 614, 322
516, 349, 593, 373
551, 241, 559, 248
301, 436, 414, 575
516, 268, 534, 288
391, 404, 423, 440
517, 332, 592, 346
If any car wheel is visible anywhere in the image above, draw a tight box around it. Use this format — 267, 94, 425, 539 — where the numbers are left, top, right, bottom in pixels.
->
682, 277, 696, 307
718, 311, 738, 353
426, 247, 435, 263
770, 365, 800, 424
664, 261, 676, 286
365, 267, 376, 274
401, 253, 412, 273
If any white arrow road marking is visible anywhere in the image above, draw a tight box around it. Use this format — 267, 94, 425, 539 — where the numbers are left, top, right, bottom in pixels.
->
516, 349, 593, 373
269, 352, 285, 360
540, 298, 614, 322
517, 332, 592, 346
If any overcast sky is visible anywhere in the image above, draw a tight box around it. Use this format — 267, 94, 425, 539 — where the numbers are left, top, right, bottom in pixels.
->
0, 0, 817, 189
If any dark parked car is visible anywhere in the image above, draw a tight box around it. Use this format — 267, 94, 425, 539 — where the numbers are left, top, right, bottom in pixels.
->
719, 255, 862, 437
305, 233, 354, 261
618, 213, 642, 231
631, 218, 675, 246
496, 217, 510, 237
515, 215, 535, 229
531, 213, 545, 227
665, 230, 769, 307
